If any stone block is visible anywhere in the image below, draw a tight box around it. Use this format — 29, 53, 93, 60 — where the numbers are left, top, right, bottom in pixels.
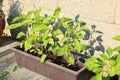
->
58, 0, 117, 24
115, 0, 120, 25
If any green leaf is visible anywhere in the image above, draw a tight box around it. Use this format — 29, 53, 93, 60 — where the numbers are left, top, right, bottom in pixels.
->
12, 16, 22, 23
78, 44, 89, 51
74, 38, 80, 52
74, 39, 90, 52
24, 41, 33, 51
116, 54, 120, 64
66, 57, 74, 65
75, 31, 85, 39
81, 26, 89, 31
24, 35, 37, 51
34, 9, 41, 23
113, 35, 120, 41
109, 67, 118, 76
48, 44, 60, 53
37, 49, 43, 55
30, 49, 36, 53
109, 59, 116, 66
42, 29, 50, 40
113, 46, 120, 51
103, 76, 110, 80
11, 65, 22, 72
79, 21, 86, 27
20, 43, 24, 48
0, 71, 9, 76
27, 35, 37, 42
40, 54, 47, 63
109, 55, 120, 76
7, 19, 33, 29
60, 17, 72, 24
106, 47, 113, 57
94, 72, 102, 80
84, 57, 101, 73
43, 16, 54, 24
52, 29, 62, 37
53, 7, 61, 18
60, 37, 67, 43
57, 45, 68, 56
31, 24, 49, 32
16, 32, 25, 39
100, 54, 108, 60
66, 25, 72, 36
43, 37, 53, 48
34, 8, 41, 18
27, 10, 34, 17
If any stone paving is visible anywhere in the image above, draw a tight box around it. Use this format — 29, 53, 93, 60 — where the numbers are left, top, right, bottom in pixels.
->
0, 37, 50, 80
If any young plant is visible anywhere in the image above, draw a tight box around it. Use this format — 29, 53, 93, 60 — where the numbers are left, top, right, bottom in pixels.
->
84, 47, 120, 80
113, 35, 120, 52
7, 7, 91, 69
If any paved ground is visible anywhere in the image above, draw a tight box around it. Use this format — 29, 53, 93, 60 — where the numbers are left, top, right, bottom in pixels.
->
0, 37, 50, 80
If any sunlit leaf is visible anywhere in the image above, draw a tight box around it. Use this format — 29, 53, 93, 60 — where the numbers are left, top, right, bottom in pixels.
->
43, 16, 54, 24
66, 57, 74, 65
66, 25, 72, 36
60, 17, 72, 24
100, 54, 108, 60
79, 21, 86, 27
27, 10, 34, 17
31, 24, 49, 32
74, 39, 90, 52
106, 47, 113, 57
109, 59, 116, 66
48, 44, 60, 53
60, 37, 67, 43
113, 46, 120, 51
84, 57, 101, 73
53, 7, 61, 18
7, 19, 33, 29
113, 35, 120, 41
58, 45, 68, 56
81, 26, 89, 31
94, 72, 103, 80
41, 54, 47, 63
24, 41, 33, 51
42, 29, 50, 40
16, 32, 25, 39
37, 49, 43, 55
52, 29, 62, 37
43, 37, 53, 48
34, 8, 41, 18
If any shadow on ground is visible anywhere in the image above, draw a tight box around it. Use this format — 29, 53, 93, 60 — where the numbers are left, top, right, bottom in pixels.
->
0, 36, 16, 47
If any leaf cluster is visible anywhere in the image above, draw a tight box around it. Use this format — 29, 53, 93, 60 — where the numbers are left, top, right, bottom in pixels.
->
7, 7, 91, 66
84, 47, 120, 80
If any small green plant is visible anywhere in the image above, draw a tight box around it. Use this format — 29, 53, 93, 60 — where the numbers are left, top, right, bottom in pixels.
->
7, 7, 91, 68
85, 47, 120, 80
11, 65, 22, 72
113, 35, 120, 52
0, 71, 9, 80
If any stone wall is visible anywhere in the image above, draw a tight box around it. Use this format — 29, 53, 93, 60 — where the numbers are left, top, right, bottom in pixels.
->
3, 0, 120, 52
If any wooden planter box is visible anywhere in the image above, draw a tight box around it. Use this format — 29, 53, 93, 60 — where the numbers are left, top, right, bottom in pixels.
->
11, 46, 93, 80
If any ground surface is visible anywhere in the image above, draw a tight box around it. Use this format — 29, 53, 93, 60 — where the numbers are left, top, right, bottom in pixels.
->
0, 37, 50, 80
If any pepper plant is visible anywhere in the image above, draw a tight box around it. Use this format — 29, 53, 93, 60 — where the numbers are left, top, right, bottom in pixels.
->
84, 35, 120, 80
7, 7, 91, 66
